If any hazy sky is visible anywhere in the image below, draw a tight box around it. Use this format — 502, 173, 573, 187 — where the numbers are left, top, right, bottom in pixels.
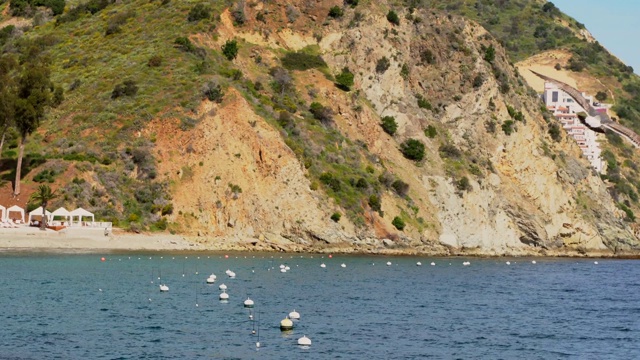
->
551, 0, 640, 74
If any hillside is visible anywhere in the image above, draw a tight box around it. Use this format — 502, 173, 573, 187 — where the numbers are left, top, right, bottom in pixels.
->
0, 0, 639, 256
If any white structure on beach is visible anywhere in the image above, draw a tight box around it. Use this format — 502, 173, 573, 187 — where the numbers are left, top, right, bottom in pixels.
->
70, 207, 95, 226
6, 205, 25, 223
51, 207, 72, 224
542, 81, 606, 173
28, 206, 52, 224
1, 204, 110, 228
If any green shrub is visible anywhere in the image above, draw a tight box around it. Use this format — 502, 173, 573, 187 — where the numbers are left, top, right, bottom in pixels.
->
345, 0, 358, 7
484, 45, 495, 63
281, 52, 327, 71
328, 6, 343, 18
392, 216, 405, 230
456, 176, 472, 192
335, 68, 354, 90
595, 91, 608, 102
319, 172, 341, 192
548, 122, 561, 142
188, 4, 211, 22
417, 94, 432, 110
148, 55, 163, 67
111, 80, 138, 99
202, 81, 224, 103
420, 49, 435, 65
502, 120, 515, 135
424, 125, 437, 138
229, 183, 242, 194
52, 86, 64, 107
175, 36, 196, 53
231, 1, 246, 25
391, 179, 409, 196
381, 116, 398, 135
439, 144, 461, 159
400, 139, 425, 161
400, 64, 410, 79
368, 194, 381, 212
376, 56, 390, 73
33, 169, 56, 183
310, 102, 333, 125
355, 178, 368, 189
153, 217, 168, 231
331, 212, 342, 222
386, 10, 400, 25
222, 39, 239, 61
472, 74, 484, 88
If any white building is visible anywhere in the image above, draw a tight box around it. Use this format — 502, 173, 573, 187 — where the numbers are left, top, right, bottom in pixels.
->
542, 82, 605, 173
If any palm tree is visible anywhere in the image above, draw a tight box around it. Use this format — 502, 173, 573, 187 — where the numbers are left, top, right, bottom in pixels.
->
29, 184, 58, 231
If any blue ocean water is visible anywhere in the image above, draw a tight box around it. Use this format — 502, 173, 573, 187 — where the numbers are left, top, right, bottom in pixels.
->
0, 253, 638, 359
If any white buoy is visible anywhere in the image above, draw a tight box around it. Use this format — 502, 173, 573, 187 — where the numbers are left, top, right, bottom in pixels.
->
289, 309, 300, 320
244, 298, 254, 308
220, 290, 229, 301
506, 261, 511, 265
531, 260, 537, 264
280, 317, 293, 331
340, 263, 346, 268
159, 284, 169, 292
386, 261, 392, 266
320, 263, 326, 268
298, 335, 311, 346
219, 283, 227, 290
416, 262, 422, 266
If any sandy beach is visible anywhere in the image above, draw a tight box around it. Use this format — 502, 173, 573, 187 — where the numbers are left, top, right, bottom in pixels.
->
0, 226, 199, 252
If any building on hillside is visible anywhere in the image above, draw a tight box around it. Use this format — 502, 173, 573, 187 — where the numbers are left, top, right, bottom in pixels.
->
542, 82, 605, 173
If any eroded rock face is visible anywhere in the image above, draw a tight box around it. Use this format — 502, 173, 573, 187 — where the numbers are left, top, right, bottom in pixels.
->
150, 3, 638, 256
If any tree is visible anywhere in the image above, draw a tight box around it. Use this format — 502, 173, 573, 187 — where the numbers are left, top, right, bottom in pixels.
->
400, 139, 425, 161
328, 6, 343, 18
335, 67, 354, 91
222, 39, 239, 61
376, 56, 390, 73
484, 45, 495, 63
29, 184, 58, 230
13, 55, 54, 196
392, 216, 405, 230
386, 10, 399, 25
595, 91, 608, 102
188, 4, 211, 22
0, 56, 17, 168
380, 116, 397, 135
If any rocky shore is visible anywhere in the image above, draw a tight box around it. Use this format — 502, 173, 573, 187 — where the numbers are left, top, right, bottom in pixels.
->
2, 226, 638, 258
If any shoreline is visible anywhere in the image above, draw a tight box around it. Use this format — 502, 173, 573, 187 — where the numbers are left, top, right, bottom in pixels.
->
1, 227, 639, 259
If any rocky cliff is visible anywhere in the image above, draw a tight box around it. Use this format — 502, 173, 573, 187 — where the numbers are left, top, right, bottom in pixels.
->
1, 0, 638, 256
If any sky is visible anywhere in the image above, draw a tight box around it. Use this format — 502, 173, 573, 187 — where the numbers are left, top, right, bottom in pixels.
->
551, 0, 640, 74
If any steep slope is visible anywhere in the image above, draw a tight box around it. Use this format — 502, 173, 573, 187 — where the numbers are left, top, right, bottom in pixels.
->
0, 0, 638, 255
